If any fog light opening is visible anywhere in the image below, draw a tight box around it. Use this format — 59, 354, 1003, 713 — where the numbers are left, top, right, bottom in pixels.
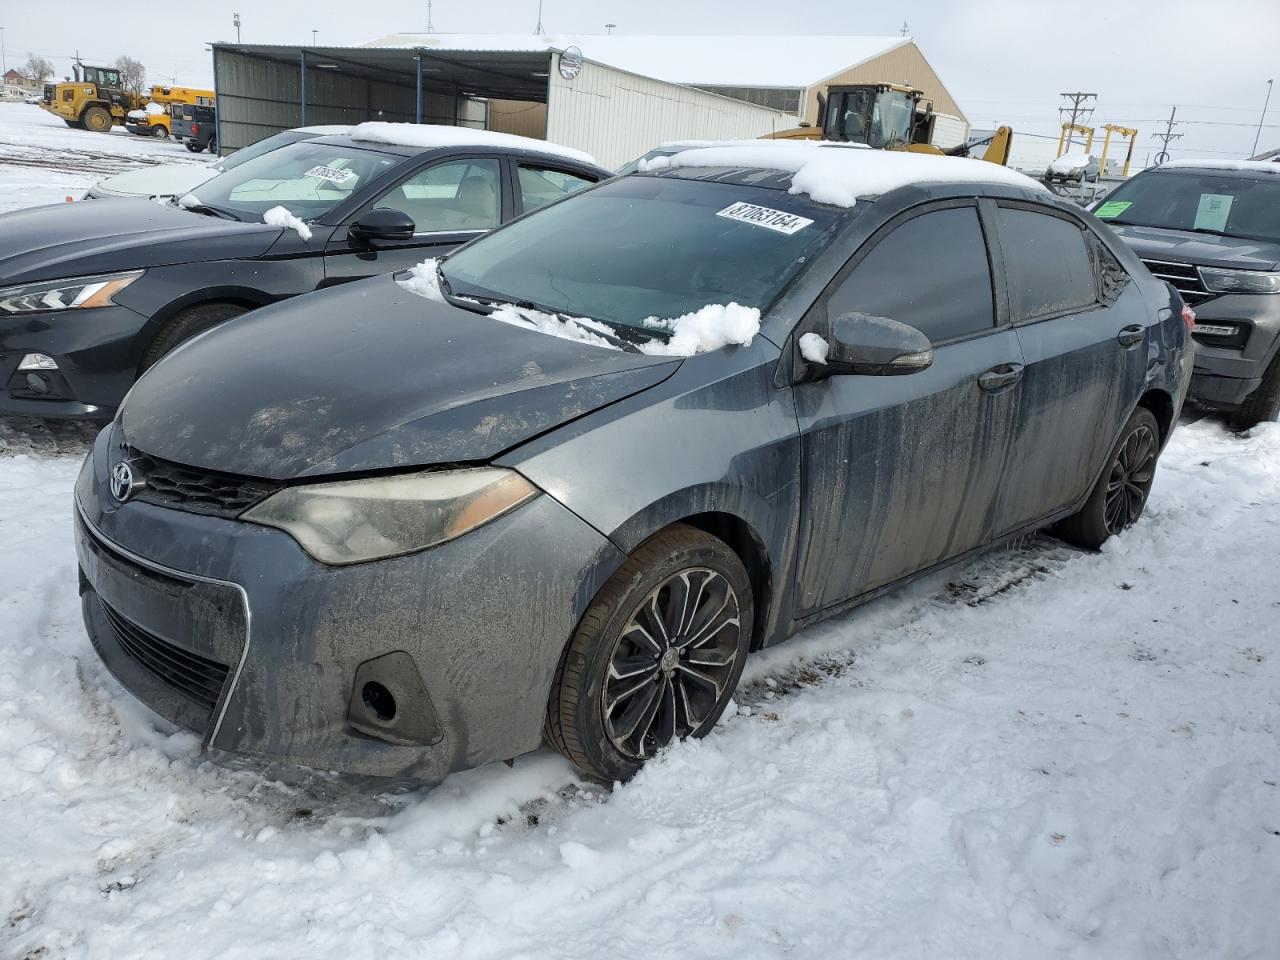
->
361, 681, 397, 723
25, 373, 50, 394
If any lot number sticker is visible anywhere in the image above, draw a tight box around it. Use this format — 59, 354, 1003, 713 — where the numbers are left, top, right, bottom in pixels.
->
305, 165, 356, 185
1194, 193, 1233, 233
717, 201, 813, 235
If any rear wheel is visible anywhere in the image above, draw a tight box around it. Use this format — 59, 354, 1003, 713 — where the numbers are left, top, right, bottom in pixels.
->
1228, 351, 1280, 430
141, 302, 247, 372
1056, 407, 1160, 549
186, 142, 204, 153
82, 106, 112, 133
545, 524, 753, 782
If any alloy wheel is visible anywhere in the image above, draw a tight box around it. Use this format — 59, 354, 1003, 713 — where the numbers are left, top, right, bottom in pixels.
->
1104, 423, 1156, 534
602, 568, 741, 759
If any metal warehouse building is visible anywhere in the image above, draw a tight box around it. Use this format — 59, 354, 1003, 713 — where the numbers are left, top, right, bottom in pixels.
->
210, 34, 968, 169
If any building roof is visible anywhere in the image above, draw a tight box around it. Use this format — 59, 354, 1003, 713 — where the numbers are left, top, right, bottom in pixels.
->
3, 69, 27, 80
360, 33, 910, 89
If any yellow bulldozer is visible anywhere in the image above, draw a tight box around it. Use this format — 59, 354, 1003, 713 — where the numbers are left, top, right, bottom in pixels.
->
39, 63, 144, 133
767, 82, 1013, 166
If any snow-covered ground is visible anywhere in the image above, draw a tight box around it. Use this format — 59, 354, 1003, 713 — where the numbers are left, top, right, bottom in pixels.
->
2, 109, 1278, 960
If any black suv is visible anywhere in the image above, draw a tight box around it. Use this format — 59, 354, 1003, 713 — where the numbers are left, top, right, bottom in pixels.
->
1094, 161, 1280, 427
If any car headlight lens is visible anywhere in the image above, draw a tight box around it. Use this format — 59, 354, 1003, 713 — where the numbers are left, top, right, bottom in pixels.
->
0, 270, 143, 314
1198, 266, 1280, 295
242, 467, 540, 565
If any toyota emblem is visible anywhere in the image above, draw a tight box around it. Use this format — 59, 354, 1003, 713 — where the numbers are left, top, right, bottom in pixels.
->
110, 461, 140, 503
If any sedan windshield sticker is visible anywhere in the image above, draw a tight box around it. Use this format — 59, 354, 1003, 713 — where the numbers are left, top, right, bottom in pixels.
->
716, 201, 813, 235
304, 165, 356, 185
1194, 193, 1233, 233
1094, 200, 1132, 220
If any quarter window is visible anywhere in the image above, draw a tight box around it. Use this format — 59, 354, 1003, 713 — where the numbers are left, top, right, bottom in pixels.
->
373, 159, 501, 233
996, 207, 1098, 321
829, 206, 996, 343
518, 165, 594, 213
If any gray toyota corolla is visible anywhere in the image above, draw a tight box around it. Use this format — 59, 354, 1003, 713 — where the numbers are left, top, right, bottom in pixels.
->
75, 146, 1193, 783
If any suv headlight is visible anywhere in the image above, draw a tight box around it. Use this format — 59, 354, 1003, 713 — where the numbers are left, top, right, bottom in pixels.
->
1198, 266, 1280, 295
0, 270, 143, 314
243, 467, 540, 565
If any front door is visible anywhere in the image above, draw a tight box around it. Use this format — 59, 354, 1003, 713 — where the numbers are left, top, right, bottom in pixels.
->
984, 201, 1152, 535
793, 202, 1024, 614
323, 156, 506, 285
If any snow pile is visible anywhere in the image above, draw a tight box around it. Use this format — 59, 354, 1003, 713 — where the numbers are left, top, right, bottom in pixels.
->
1048, 152, 1092, 175
488, 304, 622, 351
177, 192, 200, 209
351, 122, 598, 167
639, 303, 761, 356
145, 102, 166, 116
647, 140, 1045, 207
1163, 158, 1280, 175
126, 109, 147, 121
263, 205, 313, 241
396, 258, 446, 303
798, 331, 829, 363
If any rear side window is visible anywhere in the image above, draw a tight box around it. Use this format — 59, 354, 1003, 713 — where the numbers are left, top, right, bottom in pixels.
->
518, 165, 595, 213
828, 206, 995, 343
997, 207, 1098, 321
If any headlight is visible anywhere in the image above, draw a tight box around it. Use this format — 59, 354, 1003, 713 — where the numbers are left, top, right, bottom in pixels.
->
242, 467, 540, 565
0, 270, 143, 314
1198, 266, 1280, 295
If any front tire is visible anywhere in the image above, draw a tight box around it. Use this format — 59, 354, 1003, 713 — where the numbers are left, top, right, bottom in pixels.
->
545, 524, 753, 782
1228, 351, 1280, 430
82, 106, 112, 133
151, 125, 169, 139
140, 302, 247, 372
1056, 407, 1160, 549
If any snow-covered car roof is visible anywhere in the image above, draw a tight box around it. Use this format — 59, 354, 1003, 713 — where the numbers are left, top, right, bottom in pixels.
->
641, 140, 1046, 208
1161, 159, 1280, 176
349, 122, 597, 167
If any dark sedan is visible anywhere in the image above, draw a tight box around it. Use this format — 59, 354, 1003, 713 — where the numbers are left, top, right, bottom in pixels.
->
75, 146, 1193, 783
0, 126, 608, 419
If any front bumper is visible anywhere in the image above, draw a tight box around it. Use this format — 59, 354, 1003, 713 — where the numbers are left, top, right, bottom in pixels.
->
0, 302, 149, 420
74, 427, 625, 780
1186, 292, 1280, 409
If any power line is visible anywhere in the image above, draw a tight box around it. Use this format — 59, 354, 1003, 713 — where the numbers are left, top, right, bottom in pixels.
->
1152, 106, 1184, 165
1058, 92, 1097, 152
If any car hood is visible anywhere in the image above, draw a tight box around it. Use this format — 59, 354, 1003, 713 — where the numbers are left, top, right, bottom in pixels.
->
0, 199, 283, 285
120, 275, 681, 480
1107, 223, 1280, 270
90, 164, 219, 199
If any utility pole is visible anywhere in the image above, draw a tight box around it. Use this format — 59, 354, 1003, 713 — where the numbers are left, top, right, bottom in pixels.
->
1058, 91, 1097, 152
233, 12, 241, 43
312, 29, 318, 45
1152, 105, 1183, 165
900, 21, 909, 37
535, 0, 544, 35
426, 0, 435, 33
605, 23, 616, 35
1, 27, 7, 75
1253, 79, 1274, 157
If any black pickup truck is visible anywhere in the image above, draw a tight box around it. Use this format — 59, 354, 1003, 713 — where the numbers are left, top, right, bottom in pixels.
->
170, 103, 217, 154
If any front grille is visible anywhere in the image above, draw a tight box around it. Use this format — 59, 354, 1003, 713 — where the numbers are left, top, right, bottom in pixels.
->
1140, 258, 1216, 306
127, 449, 281, 518
98, 597, 230, 710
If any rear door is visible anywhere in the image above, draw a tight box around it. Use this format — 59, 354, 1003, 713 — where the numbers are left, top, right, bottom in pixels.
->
322, 155, 509, 285
985, 200, 1149, 535
792, 201, 1025, 614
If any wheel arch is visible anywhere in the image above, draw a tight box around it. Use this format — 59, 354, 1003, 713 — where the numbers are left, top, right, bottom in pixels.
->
1137, 387, 1175, 447
679, 512, 774, 651
134, 289, 272, 374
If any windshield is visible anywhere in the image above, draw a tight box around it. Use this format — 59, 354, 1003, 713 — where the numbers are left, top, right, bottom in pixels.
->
870, 91, 915, 148
185, 140, 400, 221
1095, 170, 1280, 243
212, 132, 311, 175
440, 175, 846, 330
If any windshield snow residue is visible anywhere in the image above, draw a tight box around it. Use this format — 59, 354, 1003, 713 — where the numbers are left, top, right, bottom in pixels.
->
398, 258, 447, 303
263, 205, 313, 241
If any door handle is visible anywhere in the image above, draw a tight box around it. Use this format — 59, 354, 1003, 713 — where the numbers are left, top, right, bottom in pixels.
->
1117, 324, 1145, 347
978, 363, 1024, 392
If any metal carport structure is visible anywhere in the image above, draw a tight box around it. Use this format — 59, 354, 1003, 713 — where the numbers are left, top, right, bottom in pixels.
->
210, 43, 554, 154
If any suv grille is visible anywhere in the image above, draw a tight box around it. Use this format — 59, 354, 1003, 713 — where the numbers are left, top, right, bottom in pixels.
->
1139, 258, 1215, 305
127, 449, 281, 518
99, 597, 230, 710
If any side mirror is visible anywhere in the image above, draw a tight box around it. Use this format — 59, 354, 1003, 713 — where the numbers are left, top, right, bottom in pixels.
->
349, 208, 415, 244
802, 312, 933, 378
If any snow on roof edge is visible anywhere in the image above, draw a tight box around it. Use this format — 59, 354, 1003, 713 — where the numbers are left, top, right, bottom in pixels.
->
349, 122, 597, 167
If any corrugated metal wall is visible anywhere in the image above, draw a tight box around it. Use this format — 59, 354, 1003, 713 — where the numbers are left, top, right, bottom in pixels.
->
546, 57, 794, 169
931, 113, 967, 150
488, 99, 547, 139
214, 51, 466, 152
801, 42, 968, 135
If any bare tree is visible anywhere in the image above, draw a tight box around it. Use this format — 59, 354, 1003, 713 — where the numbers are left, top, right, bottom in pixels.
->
23, 53, 54, 83
113, 56, 147, 97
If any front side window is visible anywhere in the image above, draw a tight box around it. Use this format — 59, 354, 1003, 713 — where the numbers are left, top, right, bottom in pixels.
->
996, 207, 1097, 322
371, 159, 501, 233
1093, 170, 1280, 243
518, 165, 594, 213
441, 174, 848, 331
187, 141, 401, 221
828, 206, 995, 343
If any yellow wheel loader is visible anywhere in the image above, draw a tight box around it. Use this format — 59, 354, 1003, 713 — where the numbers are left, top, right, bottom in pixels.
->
39, 64, 143, 133
766, 82, 1013, 166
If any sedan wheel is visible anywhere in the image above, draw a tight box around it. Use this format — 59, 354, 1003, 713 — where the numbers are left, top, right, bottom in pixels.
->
1056, 406, 1161, 549
545, 524, 753, 782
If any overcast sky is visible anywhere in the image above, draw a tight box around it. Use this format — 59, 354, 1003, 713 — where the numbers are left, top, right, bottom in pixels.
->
2, 0, 1276, 160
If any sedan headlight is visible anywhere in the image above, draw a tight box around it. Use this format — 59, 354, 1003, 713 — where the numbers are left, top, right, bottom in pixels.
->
1198, 266, 1280, 295
242, 467, 540, 565
0, 270, 143, 314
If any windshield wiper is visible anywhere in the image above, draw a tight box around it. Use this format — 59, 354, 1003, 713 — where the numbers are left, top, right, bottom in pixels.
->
441, 286, 644, 353
182, 202, 241, 222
